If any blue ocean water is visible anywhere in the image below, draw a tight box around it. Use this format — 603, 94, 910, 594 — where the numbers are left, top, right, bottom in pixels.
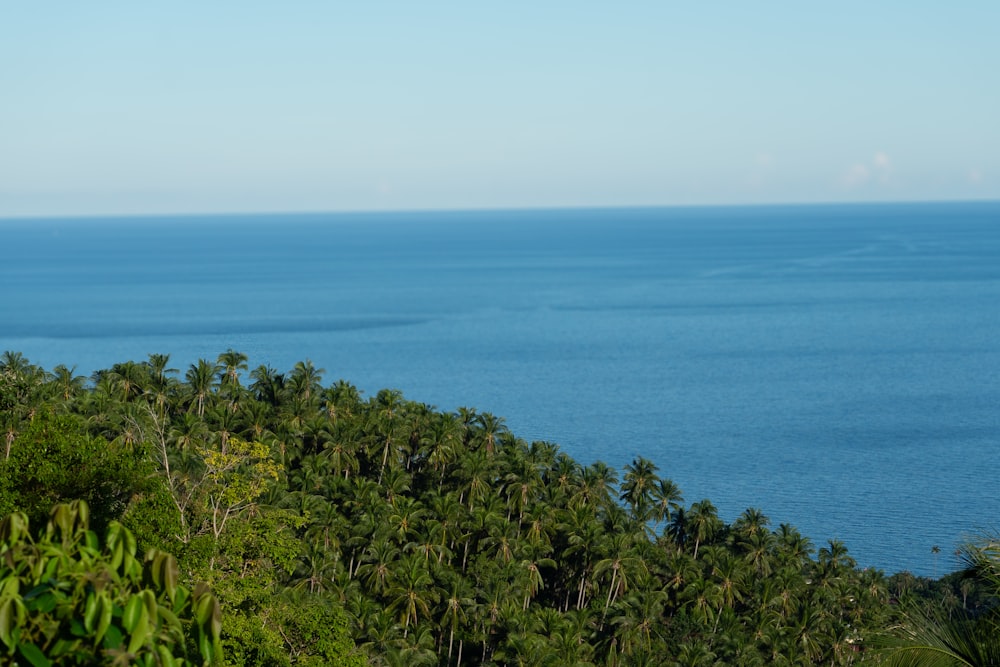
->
2, 202, 998, 576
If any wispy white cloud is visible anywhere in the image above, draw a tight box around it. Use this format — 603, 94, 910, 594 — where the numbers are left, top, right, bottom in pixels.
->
843, 151, 892, 188
968, 168, 983, 184
844, 163, 870, 187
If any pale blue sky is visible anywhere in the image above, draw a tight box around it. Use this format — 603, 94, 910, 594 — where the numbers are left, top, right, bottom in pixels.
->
1, 2, 997, 217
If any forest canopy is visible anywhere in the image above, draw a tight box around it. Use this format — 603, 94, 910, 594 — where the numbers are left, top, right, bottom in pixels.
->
0, 350, 983, 666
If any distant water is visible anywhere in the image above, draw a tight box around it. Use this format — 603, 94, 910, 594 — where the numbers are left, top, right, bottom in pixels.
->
2, 202, 999, 576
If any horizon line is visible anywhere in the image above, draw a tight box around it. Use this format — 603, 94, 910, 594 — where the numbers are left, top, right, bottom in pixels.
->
1, 197, 998, 223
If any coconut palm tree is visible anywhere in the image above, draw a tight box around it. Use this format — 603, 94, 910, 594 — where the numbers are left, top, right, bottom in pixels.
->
459, 450, 494, 512
437, 574, 474, 665
387, 554, 438, 637
651, 478, 684, 535
518, 541, 557, 610
0, 350, 25, 373
609, 590, 666, 660
142, 353, 178, 415
687, 499, 723, 560
249, 364, 284, 406
874, 538, 1000, 667
472, 411, 506, 456
419, 412, 463, 490
620, 456, 659, 528
185, 358, 220, 417
595, 532, 648, 621
145, 352, 177, 386
217, 349, 248, 386
775, 522, 814, 568
48, 364, 86, 404
323, 379, 362, 422
357, 537, 400, 597
288, 359, 325, 402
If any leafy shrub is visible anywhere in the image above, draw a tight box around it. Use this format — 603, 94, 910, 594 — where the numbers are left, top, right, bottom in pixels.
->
0, 500, 221, 666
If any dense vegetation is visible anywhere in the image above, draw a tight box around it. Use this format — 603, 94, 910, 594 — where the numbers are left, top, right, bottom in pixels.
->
0, 500, 222, 665
0, 350, 989, 665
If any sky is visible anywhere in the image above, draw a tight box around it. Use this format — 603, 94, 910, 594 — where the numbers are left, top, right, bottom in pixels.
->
1, 2, 998, 217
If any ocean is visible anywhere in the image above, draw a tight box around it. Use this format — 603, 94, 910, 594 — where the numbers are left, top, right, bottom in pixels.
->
2, 202, 998, 576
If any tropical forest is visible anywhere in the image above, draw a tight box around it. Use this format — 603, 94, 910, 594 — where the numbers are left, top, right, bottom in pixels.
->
1, 350, 997, 666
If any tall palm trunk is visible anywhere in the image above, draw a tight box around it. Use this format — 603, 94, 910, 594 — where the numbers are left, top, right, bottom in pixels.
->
378, 435, 391, 484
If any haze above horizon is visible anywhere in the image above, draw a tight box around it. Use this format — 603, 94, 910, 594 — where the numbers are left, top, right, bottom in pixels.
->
2, 2, 998, 218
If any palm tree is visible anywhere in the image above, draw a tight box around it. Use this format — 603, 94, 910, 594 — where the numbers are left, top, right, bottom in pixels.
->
359, 609, 402, 658
239, 398, 273, 441
518, 541, 557, 610
733, 507, 769, 540
371, 389, 406, 484
473, 412, 506, 456
249, 364, 284, 406
673, 639, 719, 667
549, 620, 597, 666
324, 436, 361, 481
595, 532, 648, 621
739, 528, 776, 578
687, 499, 722, 560
293, 541, 340, 595
440, 575, 474, 665
875, 538, 1000, 667
620, 457, 659, 528
609, 590, 666, 660
775, 523, 814, 568
216, 349, 248, 414
651, 478, 684, 535
463, 495, 505, 572
426, 491, 464, 564
323, 379, 362, 422
662, 551, 700, 599
459, 450, 494, 512
143, 353, 177, 415
48, 364, 86, 404
667, 506, 690, 552
558, 503, 602, 611
387, 555, 437, 637
217, 348, 248, 386
386, 496, 426, 545
169, 412, 209, 451
684, 575, 724, 626
574, 461, 619, 513
357, 537, 400, 597
108, 360, 148, 402
185, 358, 220, 416
145, 352, 177, 385
503, 448, 543, 528
790, 605, 829, 663
419, 412, 462, 490
288, 359, 325, 402
0, 350, 37, 378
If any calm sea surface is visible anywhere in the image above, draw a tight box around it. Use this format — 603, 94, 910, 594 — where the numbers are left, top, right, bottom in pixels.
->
2, 203, 998, 576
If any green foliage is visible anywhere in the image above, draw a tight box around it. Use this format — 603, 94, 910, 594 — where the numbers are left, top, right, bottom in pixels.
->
0, 353, 47, 455
0, 500, 221, 665
2, 351, 916, 665
0, 410, 146, 534
221, 594, 362, 667
196, 436, 282, 540
871, 539, 1000, 667
119, 478, 185, 557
